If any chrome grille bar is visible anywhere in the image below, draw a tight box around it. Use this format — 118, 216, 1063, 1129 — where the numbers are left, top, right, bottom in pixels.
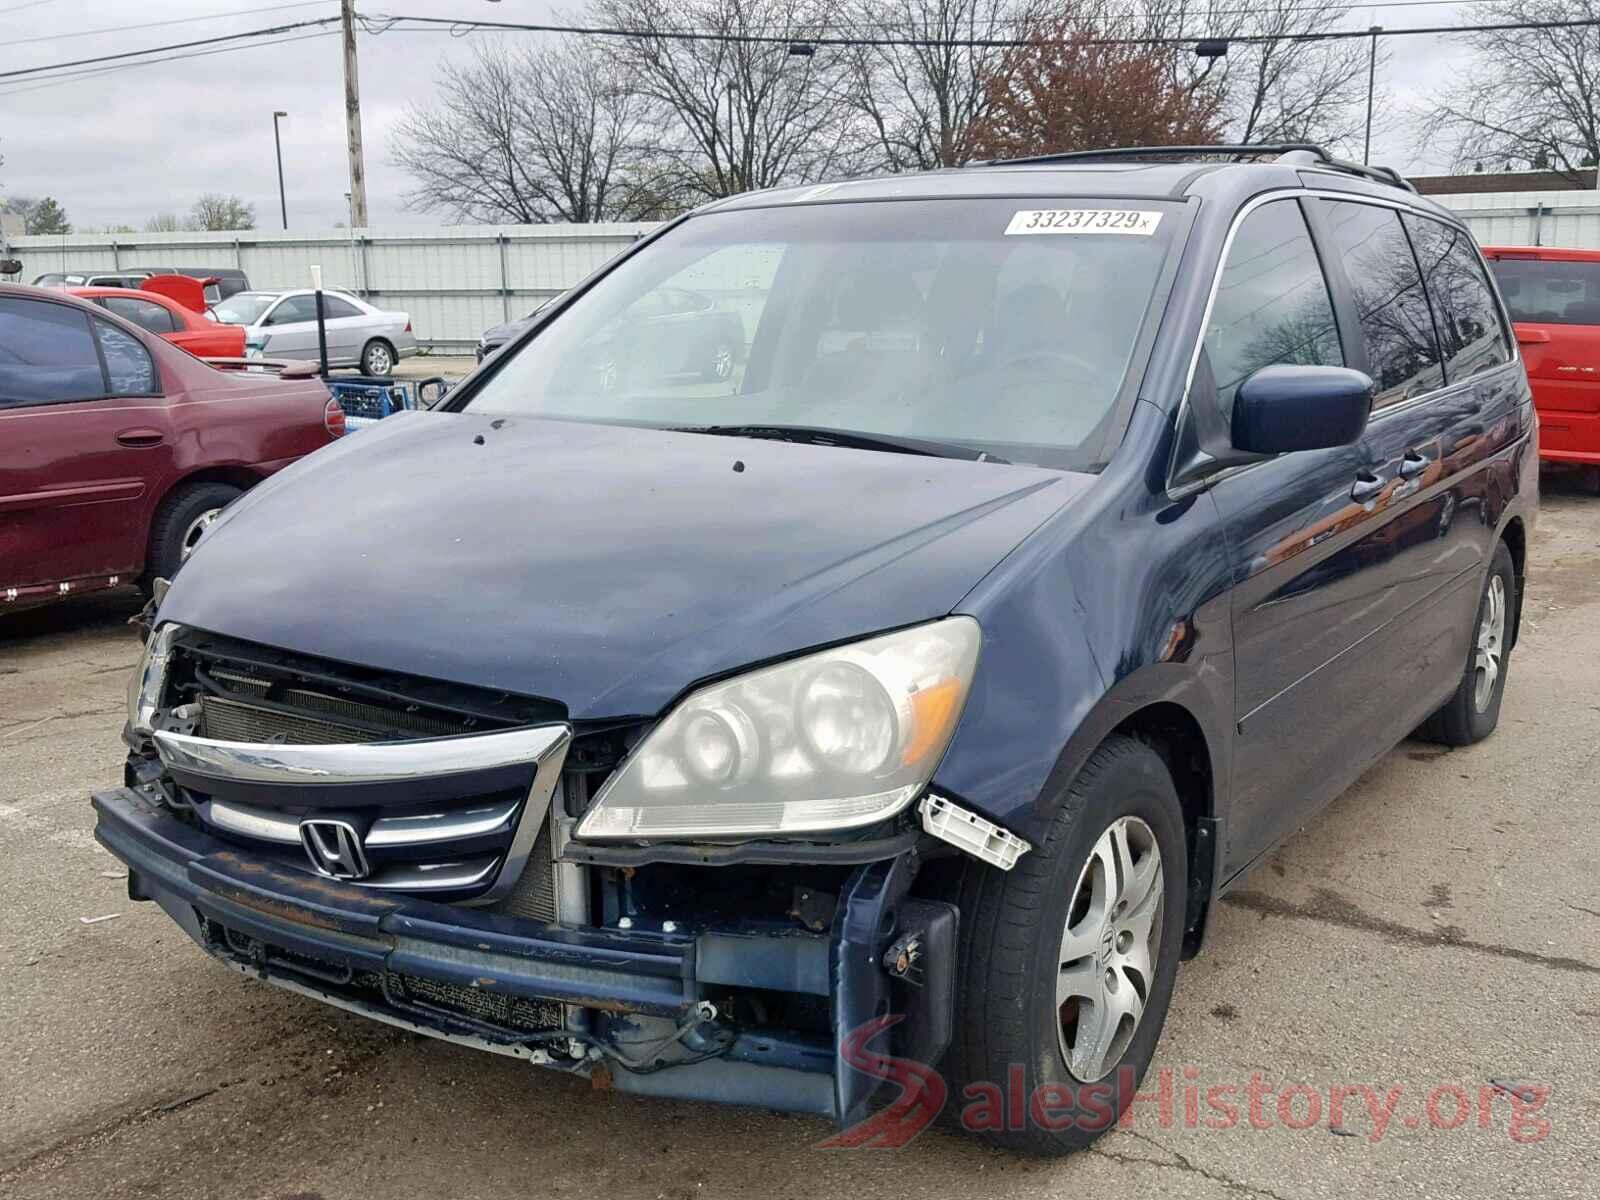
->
152, 724, 569, 786
199, 796, 522, 848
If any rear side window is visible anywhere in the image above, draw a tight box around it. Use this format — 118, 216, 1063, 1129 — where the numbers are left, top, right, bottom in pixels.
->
1487, 257, 1600, 325
1403, 216, 1510, 380
320, 296, 362, 319
100, 296, 178, 334
1321, 200, 1442, 407
93, 318, 158, 395
0, 297, 105, 408
1203, 199, 1343, 420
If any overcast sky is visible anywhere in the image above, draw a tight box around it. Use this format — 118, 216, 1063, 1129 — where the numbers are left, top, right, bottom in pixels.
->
0, 0, 1469, 235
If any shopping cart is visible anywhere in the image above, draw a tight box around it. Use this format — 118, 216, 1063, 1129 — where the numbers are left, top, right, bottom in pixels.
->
325, 375, 451, 432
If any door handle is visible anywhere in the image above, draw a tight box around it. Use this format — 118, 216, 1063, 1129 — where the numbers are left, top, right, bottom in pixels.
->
115, 428, 165, 448
1397, 451, 1428, 480
1350, 472, 1386, 503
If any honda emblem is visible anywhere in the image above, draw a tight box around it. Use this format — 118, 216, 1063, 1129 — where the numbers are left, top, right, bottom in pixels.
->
298, 818, 369, 880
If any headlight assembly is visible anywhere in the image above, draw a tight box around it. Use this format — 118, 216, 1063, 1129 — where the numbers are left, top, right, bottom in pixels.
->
127, 623, 182, 737
577, 617, 980, 840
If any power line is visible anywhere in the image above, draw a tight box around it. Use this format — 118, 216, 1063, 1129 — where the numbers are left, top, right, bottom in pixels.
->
369, 10, 1600, 49
0, 0, 57, 15
0, 15, 342, 82
5, 1, 335, 50
0, 31, 339, 99
1, 5, 1589, 88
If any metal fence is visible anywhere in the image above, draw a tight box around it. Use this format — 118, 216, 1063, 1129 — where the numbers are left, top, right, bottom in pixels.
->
1435, 190, 1600, 250
1, 224, 656, 352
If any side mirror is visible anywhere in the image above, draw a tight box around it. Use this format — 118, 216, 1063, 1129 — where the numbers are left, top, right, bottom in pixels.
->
1232, 364, 1374, 455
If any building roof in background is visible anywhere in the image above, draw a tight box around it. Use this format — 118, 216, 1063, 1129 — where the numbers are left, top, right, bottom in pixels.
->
1413, 168, 1598, 195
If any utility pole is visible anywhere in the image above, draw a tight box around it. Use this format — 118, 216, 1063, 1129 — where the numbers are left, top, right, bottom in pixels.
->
1363, 27, 1380, 166
341, 0, 368, 228
272, 111, 289, 231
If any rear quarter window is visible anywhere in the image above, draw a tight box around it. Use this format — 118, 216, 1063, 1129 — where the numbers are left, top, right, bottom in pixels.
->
1403, 216, 1511, 380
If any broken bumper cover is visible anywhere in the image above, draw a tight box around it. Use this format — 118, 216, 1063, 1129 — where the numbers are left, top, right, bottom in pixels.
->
92, 786, 956, 1125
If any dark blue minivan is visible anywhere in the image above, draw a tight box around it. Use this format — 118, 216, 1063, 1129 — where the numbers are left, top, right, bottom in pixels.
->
97, 146, 1536, 1155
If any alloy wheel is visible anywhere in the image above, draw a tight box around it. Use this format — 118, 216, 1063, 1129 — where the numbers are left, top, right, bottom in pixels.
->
1473, 573, 1506, 712
180, 508, 222, 562
1056, 815, 1163, 1082
365, 343, 393, 375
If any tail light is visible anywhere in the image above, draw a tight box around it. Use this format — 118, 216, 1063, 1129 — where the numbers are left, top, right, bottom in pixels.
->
324, 397, 346, 438
404, 318, 413, 333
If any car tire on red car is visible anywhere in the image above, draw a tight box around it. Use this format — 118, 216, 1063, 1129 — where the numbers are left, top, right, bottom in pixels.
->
142, 482, 242, 591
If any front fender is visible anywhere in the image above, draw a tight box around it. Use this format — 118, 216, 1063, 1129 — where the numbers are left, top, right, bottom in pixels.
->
930, 407, 1236, 849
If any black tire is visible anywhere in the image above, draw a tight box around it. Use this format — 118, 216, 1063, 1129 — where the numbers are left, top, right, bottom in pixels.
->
360, 339, 397, 377
945, 735, 1187, 1156
1420, 540, 1516, 746
141, 482, 242, 592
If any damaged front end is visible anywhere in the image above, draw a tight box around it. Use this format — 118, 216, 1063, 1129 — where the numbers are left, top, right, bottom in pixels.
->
96, 623, 1017, 1126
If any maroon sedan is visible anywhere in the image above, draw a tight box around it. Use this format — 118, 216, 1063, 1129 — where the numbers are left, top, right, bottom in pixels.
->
1, 284, 343, 610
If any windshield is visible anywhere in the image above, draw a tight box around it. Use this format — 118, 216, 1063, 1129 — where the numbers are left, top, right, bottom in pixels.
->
1488, 257, 1600, 325
459, 198, 1178, 469
211, 292, 276, 326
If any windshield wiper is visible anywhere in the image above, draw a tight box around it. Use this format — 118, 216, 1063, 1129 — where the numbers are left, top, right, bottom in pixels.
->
670, 423, 1008, 464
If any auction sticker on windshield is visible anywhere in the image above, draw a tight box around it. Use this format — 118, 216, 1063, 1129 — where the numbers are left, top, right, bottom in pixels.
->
1005, 209, 1163, 236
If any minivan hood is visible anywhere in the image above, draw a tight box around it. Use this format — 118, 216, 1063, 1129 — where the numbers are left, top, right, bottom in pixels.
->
160, 413, 1088, 718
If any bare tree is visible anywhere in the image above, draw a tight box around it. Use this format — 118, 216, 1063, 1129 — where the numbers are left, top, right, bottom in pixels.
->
1143, 0, 1373, 152
145, 212, 184, 233
189, 194, 255, 231
595, 0, 868, 201
845, 0, 1032, 170
1421, 0, 1600, 179
392, 37, 660, 224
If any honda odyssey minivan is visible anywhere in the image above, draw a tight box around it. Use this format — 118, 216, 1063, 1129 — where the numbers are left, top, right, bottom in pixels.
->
96, 146, 1535, 1156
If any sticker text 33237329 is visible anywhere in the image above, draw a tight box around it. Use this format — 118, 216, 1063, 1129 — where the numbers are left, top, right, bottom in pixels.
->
1004, 209, 1163, 236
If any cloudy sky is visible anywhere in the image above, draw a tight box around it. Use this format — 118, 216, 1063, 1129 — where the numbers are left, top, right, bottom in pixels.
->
0, 0, 1470, 234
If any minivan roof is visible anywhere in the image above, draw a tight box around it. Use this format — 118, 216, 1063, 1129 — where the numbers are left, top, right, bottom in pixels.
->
702, 146, 1454, 222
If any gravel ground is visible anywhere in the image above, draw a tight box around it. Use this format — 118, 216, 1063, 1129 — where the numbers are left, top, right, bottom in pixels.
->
1, 473, 1596, 1200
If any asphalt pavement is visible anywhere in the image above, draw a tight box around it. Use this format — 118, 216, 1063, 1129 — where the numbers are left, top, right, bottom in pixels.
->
1, 474, 1596, 1200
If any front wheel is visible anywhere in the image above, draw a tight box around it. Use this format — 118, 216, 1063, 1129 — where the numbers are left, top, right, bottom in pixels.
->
1420, 540, 1517, 745
947, 735, 1187, 1155
360, 339, 396, 377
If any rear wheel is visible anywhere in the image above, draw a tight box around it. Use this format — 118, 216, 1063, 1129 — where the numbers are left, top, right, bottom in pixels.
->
141, 482, 242, 592
946, 736, 1187, 1155
360, 339, 396, 377
1420, 541, 1516, 745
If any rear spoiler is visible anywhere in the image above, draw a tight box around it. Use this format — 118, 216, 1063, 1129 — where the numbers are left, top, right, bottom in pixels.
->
204, 356, 323, 380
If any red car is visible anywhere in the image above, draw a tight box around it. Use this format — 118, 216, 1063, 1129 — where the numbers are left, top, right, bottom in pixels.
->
1, 284, 343, 609
1483, 246, 1600, 484
70, 277, 246, 359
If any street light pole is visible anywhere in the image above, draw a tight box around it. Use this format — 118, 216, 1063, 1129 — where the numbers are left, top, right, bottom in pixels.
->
272, 110, 288, 230
1364, 27, 1381, 166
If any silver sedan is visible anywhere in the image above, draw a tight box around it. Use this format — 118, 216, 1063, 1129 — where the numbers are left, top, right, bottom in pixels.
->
212, 288, 418, 376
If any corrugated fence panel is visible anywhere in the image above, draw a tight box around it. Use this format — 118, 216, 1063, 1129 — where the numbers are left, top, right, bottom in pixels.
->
1435, 191, 1600, 251
4, 224, 655, 350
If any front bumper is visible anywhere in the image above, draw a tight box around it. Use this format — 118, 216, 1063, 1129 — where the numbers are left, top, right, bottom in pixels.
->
93, 785, 955, 1124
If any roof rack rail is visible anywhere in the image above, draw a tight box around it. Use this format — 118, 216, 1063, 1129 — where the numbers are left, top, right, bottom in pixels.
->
980, 143, 1417, 193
